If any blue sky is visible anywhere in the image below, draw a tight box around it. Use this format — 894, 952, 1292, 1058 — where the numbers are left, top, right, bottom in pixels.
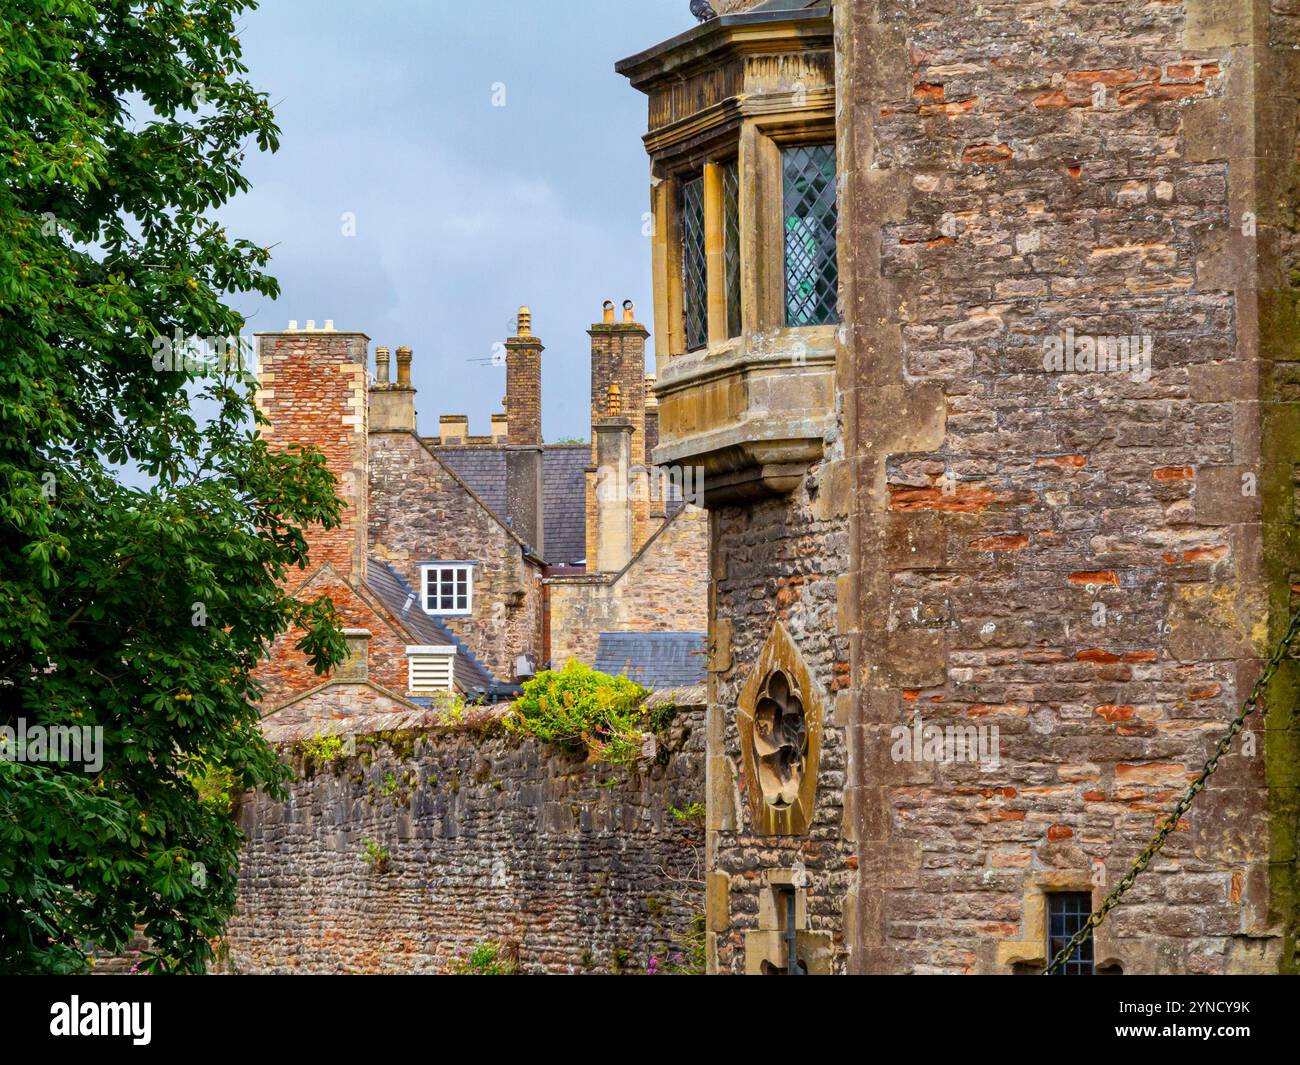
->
218, 0, 691, 442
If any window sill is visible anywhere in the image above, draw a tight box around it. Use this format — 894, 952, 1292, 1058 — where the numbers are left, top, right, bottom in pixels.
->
651, 325, 838, 505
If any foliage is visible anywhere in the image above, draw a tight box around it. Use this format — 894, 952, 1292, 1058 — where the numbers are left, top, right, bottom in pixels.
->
300, 732, 351, 774
447, 940, 519, 976
504, 661, 652, 765
653, 913, 707, 975
360, 838, 389, 869
0, 0, 347, 973
669, 802, 705, 824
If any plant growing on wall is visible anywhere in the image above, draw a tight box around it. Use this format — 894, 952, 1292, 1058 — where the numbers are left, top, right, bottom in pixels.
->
0, 0, 347, 974
446, 940, 519, 975
503, 661, 652, 765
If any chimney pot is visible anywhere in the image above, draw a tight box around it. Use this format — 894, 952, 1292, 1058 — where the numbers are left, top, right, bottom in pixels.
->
622, 300, 635, 323
516, 306, 532, 336
306, 320, 317, 330
375, 345, 391, 384
602, 300, 615, 323
288, 320, 299, 331
395, 345, 412, 387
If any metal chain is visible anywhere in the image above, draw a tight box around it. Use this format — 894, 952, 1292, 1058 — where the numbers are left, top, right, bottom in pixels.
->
1043, 606, 1300, 975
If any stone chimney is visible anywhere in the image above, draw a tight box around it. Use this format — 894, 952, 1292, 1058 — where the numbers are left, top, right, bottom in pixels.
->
593, 404, 634, 573
586, 300, 651, 565
505, 306, 542, 445
256, 322, 370, 581
370, 342, 417, 432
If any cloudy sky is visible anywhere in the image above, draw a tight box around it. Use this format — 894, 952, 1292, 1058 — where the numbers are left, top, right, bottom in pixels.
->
220, 0, 692, 442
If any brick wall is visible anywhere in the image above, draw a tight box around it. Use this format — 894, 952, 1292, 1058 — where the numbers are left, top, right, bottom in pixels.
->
368, 430, 543, 681
256, 567, 407, 712
220, 708, 705, 974
548, 506, 709, 668
256, 329, 369, 581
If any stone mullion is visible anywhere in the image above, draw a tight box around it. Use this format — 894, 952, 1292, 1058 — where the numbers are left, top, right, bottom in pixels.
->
703, 163, 728, 349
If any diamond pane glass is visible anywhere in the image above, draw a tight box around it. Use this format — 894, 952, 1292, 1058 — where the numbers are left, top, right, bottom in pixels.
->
681, 175, 708, 351
782, 144, 839, 327
723, 160, 741, 338
1047, 892, 1094, 975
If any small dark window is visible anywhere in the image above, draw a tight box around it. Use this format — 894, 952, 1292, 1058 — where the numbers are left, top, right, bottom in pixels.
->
782, 144, 839, 327
680, 175, 708, 351
723, 159, 741, 339
1047, 892, 1094, 975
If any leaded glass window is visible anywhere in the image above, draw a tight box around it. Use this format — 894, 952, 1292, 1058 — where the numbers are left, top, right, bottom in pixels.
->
723, 160, 741, 338
681, 175, 708, 351
782, 144, 839, 327
1046, 892, 1094, 975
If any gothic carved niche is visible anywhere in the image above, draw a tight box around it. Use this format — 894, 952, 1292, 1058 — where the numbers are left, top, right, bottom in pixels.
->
753, 670, 806, 810
737, 621, 824, 836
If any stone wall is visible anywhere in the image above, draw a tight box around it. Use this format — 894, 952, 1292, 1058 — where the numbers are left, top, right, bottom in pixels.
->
707, 470, 854, 974
548, 506, 710, 668
368, 430, 544, 680
835, 0, 1300, 973
221, 704, 706, 974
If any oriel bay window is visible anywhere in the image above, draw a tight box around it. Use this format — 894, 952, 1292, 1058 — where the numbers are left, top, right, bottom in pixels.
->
619, 4, 838, 503
661, 136, 837, 355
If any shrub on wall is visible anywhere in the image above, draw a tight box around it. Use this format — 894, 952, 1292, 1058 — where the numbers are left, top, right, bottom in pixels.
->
504, 661, 653, 765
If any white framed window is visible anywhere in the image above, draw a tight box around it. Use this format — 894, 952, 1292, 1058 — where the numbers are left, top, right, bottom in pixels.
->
420, 562, 473, 615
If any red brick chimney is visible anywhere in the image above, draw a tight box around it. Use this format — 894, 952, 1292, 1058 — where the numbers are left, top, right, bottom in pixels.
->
256, 322, 370, 582
505, 306, 542, 445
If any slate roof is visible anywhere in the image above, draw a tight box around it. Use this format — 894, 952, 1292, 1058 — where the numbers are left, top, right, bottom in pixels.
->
542, 445, 589, 565
594, 632, 708, 689
433, 446, 508, 517
431, 443, 590, 566
364, 559, 498, 695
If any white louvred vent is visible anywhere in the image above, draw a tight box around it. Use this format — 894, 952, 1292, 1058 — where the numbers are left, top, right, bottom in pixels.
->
406, 645, 457, 694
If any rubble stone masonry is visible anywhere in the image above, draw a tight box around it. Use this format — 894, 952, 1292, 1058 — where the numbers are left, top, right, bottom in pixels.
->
368, 431, 543, 681
548, 506, 710, 669
221, 708, 705, 974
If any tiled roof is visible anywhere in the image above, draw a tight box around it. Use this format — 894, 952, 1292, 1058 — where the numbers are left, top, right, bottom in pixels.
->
543, 445, 589, 566
364, 560, 498, 695
594, 632, 708, 689
431, 443, 590, 567
433, 446, 508, 517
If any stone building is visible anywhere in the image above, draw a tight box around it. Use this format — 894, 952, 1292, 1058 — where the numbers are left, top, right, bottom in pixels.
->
254, 303, 708, 723
619, 0, 1300, 974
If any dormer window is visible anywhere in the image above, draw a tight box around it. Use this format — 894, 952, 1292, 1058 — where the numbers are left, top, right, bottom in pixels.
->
420, 562, 473, 616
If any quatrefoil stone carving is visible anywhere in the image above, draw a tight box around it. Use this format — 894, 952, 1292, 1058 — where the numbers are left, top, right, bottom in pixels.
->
753, 669, 807, 809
